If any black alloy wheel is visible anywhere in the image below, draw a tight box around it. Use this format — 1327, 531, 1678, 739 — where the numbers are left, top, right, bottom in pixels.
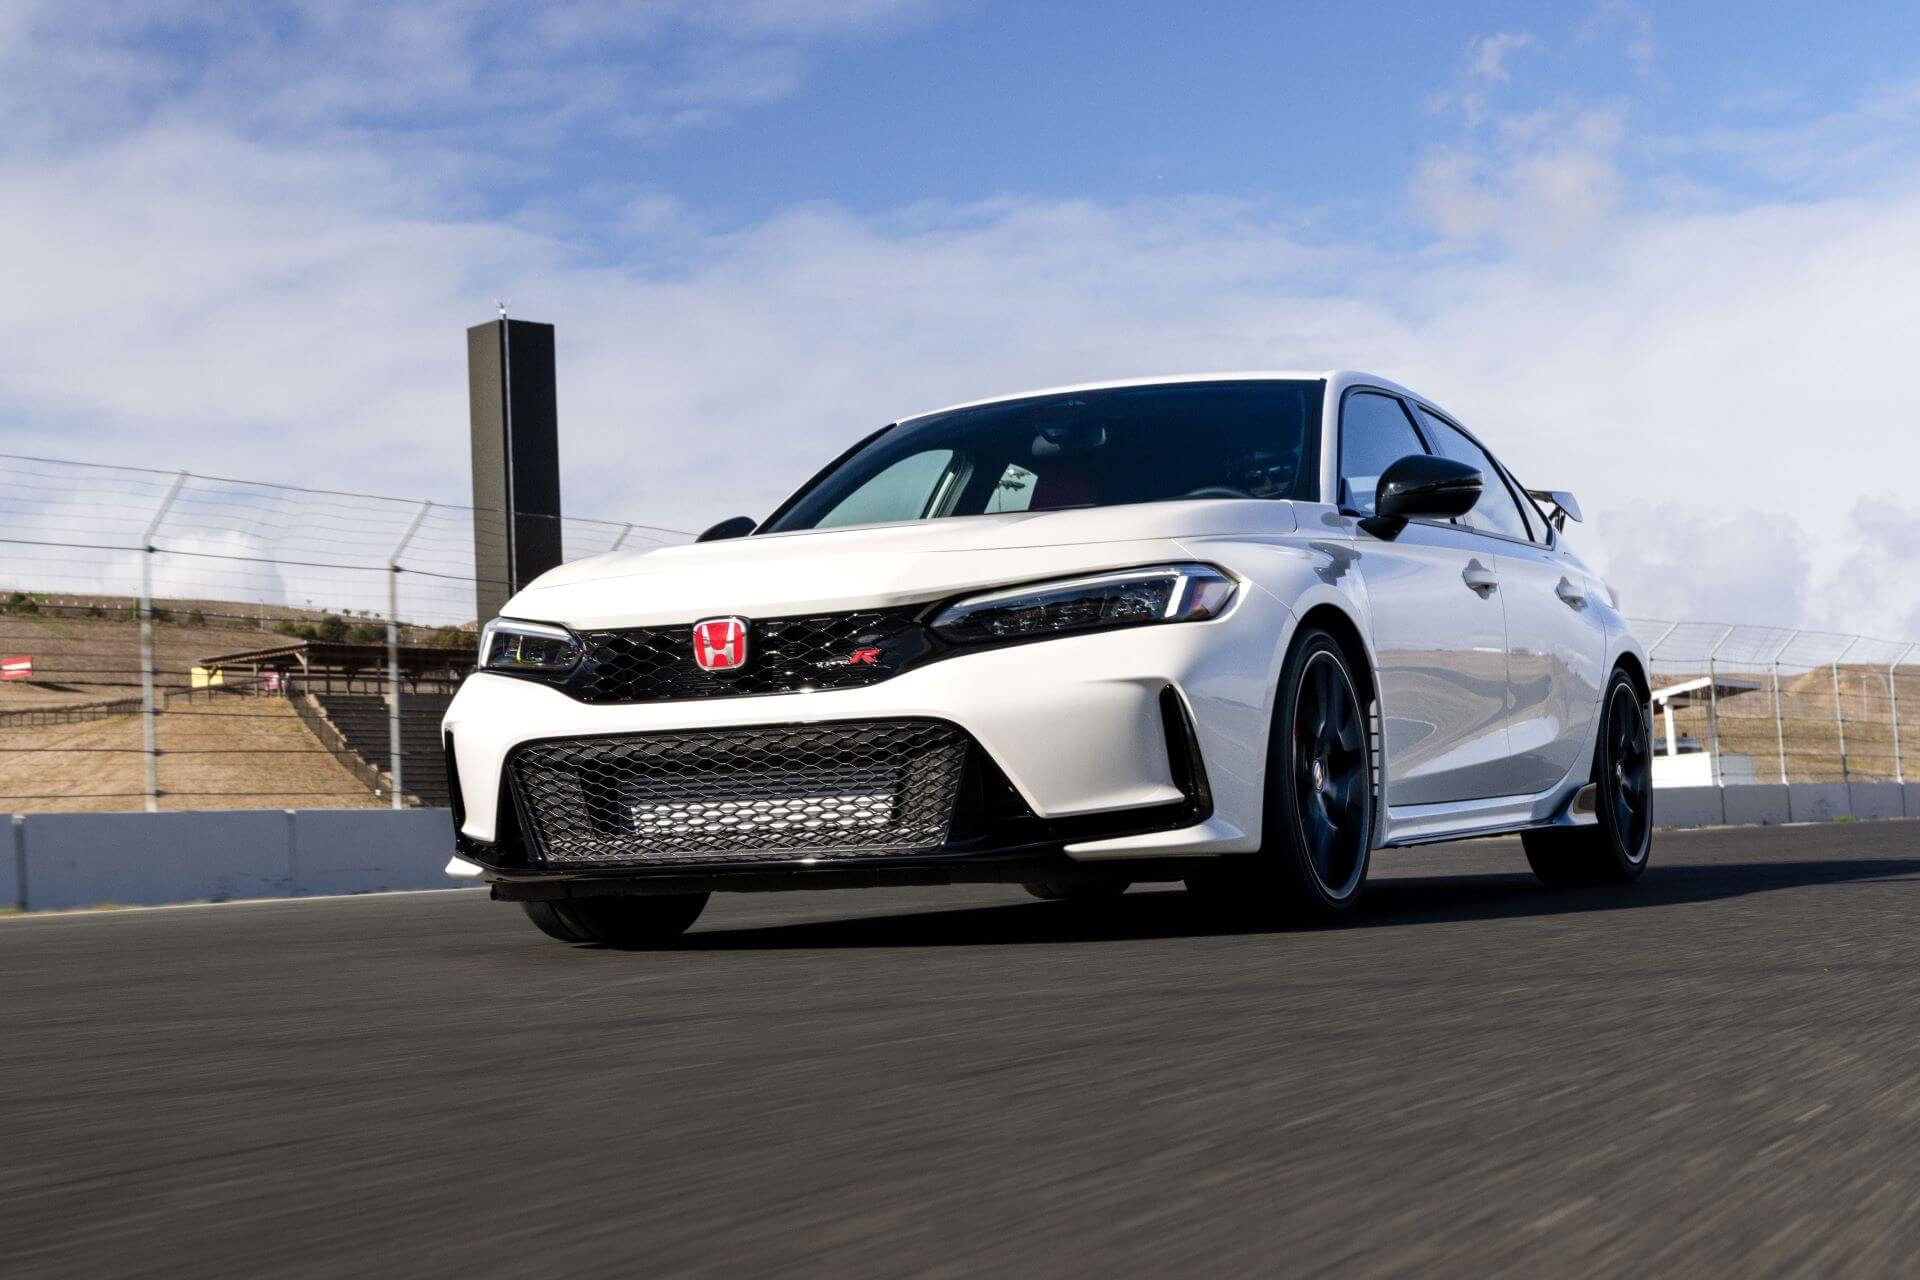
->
1603, 678, 1654, 858
1523, 669, 1653, 886
1291, 646, 1372, 901
1188, 626, 1375, 922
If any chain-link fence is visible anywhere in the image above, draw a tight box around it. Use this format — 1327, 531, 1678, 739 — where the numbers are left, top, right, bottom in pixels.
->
1630, 619, 1917, 785
0, 454, 687, 812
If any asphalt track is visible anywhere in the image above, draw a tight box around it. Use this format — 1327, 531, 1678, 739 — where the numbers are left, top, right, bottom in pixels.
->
5, 821, 1920, 1278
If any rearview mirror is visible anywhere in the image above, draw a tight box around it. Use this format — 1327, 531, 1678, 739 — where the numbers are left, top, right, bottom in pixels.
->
696, 516, 757, 543
1375, 455, 1480, 521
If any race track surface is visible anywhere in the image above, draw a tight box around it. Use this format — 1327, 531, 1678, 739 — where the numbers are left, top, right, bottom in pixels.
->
4, 821, 1919, 1277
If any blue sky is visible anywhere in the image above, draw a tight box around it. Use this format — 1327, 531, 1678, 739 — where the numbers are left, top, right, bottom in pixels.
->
4, 1, 1920, 634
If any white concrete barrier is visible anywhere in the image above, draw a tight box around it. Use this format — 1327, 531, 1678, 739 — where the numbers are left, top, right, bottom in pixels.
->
1652, 786, 1724, 829
18, 808, 463, 912
1721, 785, 1791, 827
9, 790, 1912, 913
1789, 784, 1851, 823
23, 811, 294, 911
5, 816, 20, 911
291, 809, 455, 896
1848, 783, 1905, 822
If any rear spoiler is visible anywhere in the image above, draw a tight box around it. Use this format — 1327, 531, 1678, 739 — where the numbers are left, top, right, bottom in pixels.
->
1525, 489, 1582, 532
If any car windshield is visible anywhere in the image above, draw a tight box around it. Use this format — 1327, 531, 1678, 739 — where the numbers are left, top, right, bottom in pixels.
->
764, 379, 1324, 533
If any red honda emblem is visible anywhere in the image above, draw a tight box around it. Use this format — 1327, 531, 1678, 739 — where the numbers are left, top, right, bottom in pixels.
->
692, 617, 749, 671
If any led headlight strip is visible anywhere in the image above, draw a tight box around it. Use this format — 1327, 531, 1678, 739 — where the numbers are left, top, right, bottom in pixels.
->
479, 617, 583, 673
929, 563, 1238, 645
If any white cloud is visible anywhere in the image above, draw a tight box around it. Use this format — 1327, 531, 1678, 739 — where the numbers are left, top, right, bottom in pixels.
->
1467, 32, 1536, 83
3, 4, 1920, 643
1578, 0, 1656, 78
1413, 106, 1625, 246
1669, 78, 1920, 192
0, 0, 933, 150
1595, 501, 1813, 630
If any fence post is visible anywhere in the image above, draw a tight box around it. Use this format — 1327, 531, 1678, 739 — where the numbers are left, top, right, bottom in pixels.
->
609, 522, 635, 553
386, 501, 433, 810
1830, 637, 1858, 784
138, 472, 188, 813
1705, 626, 1733, 787
1891, 644, 1915, 786
1770, 633, 1796, 786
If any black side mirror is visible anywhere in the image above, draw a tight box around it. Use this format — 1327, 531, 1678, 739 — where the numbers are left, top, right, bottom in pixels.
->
696, 516, 757, 543
1375, 455, 1481, 521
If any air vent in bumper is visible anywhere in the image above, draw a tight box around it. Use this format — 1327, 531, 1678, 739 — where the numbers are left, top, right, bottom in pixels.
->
508, 719, 970, 866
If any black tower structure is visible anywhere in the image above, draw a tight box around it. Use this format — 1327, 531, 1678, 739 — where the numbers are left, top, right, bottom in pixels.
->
467, 316, 562, 623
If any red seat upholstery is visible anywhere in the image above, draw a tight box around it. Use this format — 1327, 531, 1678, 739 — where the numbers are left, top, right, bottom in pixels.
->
1031, 466, 1098, 510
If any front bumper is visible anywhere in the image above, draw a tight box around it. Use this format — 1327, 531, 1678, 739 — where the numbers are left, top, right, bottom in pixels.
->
443, 593, 1292, 881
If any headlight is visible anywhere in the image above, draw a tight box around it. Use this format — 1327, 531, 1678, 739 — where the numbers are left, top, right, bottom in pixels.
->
479, 617, 582, 673
930, 563, 1238, 645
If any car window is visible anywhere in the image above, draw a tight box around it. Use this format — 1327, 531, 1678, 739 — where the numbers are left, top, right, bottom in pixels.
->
983, 463, 1037, 514
1339, 392, 1428, 516
766, 380, 1324, 532
1410, 407, 1535, 542
815, 449, 958, 528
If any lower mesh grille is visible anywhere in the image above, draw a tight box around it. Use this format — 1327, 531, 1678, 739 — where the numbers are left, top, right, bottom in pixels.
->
508, 719, 970, 866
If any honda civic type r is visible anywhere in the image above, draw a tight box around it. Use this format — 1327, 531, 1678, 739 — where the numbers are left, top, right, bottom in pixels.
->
442, 372, 1653, 946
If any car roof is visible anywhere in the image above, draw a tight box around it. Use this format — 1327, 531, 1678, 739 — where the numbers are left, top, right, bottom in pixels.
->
895, 370, 1423, 425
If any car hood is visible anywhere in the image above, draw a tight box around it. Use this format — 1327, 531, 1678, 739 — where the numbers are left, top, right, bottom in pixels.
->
504, 499, 1299, 628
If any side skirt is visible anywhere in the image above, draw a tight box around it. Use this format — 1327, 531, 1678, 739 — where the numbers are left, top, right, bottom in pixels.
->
1379, 778, 1594, 848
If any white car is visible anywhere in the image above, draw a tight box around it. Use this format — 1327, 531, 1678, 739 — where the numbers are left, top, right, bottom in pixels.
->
443, 372, 1652, 946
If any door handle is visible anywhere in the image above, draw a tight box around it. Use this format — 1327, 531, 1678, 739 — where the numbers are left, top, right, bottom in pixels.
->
1462, 561, 1499, 594
1555, 576, 1587, 606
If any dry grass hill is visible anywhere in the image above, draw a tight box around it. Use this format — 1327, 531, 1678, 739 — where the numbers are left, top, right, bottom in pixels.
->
2, 697, 385, 813
0, 592, 466, 812
1650, 664, 1917, 783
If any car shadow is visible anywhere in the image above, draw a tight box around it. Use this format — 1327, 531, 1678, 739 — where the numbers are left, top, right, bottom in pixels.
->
660, 856, 1920, 951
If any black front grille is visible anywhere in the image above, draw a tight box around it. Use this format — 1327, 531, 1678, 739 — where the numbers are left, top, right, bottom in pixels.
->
509, 719, 970, 866
561, 608, 933, 704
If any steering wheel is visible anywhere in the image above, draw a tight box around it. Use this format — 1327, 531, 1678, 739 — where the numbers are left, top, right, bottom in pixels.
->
1184, 485, 1256, 500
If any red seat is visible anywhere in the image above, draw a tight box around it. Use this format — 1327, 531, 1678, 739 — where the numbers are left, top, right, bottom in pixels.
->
1031, 466, 1098, 510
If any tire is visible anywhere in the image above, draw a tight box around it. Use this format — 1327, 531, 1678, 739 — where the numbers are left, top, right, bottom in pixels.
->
1523, 669, 1653, 886
520, 893, 710, 947
1022, 879, 1130, 902
1186, 626, 1375, 923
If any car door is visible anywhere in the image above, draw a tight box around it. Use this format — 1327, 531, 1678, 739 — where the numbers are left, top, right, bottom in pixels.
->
1339, 390, 1512, 806
1410, 405, 1606, 796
